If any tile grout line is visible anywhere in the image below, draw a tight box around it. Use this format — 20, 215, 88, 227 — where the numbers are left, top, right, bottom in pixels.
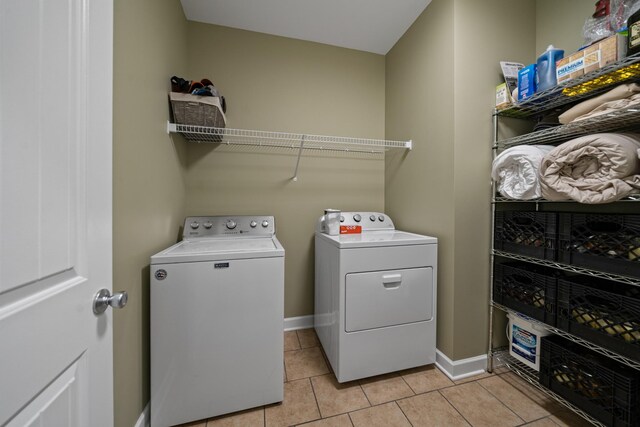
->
393, 400, 415, 427
358, 381, 373, 407
437, 386, 475, 427
399, 374, 418, 396
307, 376, 323, 422
499, 372, 567, 417
476, 376, 536, 424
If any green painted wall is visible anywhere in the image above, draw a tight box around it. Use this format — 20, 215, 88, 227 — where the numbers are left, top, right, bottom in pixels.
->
185, 23, 386, 317
385, 0, 536, 360
112, 0, 188, 425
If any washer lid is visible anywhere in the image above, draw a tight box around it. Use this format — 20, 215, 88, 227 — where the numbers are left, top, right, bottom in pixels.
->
316, 230, 437, 248
151, 236, 284, 264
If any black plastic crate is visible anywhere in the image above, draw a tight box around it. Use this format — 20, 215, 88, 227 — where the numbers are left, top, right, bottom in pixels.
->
495, 211, 558, 260
493, 261, 557, 325
540, 335, 640, 426
557, 275, 640, 362
559, 213, 640, 279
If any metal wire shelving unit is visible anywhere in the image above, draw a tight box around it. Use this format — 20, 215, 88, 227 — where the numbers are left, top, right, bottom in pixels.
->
488, 51, 640, 426
492, 350, 606, 427
496, 53, 640, 119
492, 302, 640, 370
166, 122, 412, 181
492, 250, 640, 286
494, 104, 640, 150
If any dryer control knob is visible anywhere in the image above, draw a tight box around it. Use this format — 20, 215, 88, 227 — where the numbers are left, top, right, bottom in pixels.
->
369, 215, 376, 222
250, 221, 257, 228
190, 221, 200, 229
203, 221, 213, 229
226, 220, 237, 230
262, 220, 269, 228
340, 216, 345, 222
353, 214, 361, 222
378, 215, 385, 222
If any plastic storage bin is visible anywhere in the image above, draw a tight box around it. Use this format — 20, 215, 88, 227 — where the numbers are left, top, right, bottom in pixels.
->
558, 213, 640, 279
557, 275, 640, 362
494, 211, 558, 260
493, 261, 558, 325
508, 313, 550, 371
540, 335, 640, 426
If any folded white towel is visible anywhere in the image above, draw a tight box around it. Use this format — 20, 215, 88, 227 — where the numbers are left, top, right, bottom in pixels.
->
492, 145, 555, 200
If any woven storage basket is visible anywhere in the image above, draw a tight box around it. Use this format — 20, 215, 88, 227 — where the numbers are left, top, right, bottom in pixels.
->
169, 92, 226, 128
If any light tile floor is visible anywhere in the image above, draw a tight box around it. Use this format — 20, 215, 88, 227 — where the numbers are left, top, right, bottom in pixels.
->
177, 329, 593, 427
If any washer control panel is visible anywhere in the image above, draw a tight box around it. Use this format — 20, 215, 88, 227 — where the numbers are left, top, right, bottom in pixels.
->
183, 216, 275, 238
337, 212, 394, 230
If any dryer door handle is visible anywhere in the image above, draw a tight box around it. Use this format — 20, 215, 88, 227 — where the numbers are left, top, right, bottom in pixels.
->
382, 274, 402, 288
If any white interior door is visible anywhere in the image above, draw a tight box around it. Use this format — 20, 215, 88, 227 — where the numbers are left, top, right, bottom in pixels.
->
0, 0, 114, 426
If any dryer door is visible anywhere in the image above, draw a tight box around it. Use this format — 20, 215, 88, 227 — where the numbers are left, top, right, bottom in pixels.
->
345, 267, 433, 332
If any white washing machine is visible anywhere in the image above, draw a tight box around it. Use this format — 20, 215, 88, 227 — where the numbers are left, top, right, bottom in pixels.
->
150, 216, 284, 427
315, 212, 437, 383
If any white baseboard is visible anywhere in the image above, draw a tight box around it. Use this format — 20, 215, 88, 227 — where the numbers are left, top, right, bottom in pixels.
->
284, 315, 314, 331
134, 402, 150, 427
435, 349, 487, 381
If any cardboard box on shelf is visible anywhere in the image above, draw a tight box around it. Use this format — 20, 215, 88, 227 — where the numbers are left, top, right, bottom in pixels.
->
518, 64, 536, 100
496, 83, 510, 109
583, 43, 601, 74
569, 51, 585, 80
556, 33, 627, 84
599, 33, 627, 66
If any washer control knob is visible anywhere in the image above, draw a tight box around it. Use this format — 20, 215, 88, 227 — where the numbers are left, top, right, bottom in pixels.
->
340, 215, 345, 222
250, 221, 257, 228
353, 214, 361, 222
190, 221, 200, 229
369, 215, 376, 222
226, 220, 237, 230
203, 221, 213, 229
262, 220, 269, 228
378, 215, 385, 222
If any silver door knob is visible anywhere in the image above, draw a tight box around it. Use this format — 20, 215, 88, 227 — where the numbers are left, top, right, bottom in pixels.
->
93, 289, 128, 314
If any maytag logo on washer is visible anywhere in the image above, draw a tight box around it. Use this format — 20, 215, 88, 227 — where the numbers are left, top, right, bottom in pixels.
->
215, 262, 230, 269
155, 269, 167, 280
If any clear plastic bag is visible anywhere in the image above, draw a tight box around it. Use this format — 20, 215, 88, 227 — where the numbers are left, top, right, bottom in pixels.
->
584, 0, 640, 45
584, 15, 614, 45
610, 0, 640, 32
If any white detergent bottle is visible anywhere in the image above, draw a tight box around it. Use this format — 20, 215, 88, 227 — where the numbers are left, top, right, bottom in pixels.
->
536, 45, 564, 92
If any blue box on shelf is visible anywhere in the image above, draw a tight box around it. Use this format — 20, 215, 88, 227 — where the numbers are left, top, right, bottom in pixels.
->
518, 64, 537, 101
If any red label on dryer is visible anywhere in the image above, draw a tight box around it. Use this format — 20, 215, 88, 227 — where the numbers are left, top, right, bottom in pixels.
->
340, 225, 362, 234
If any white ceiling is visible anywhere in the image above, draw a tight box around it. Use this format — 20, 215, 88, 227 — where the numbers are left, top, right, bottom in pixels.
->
180, 0, 432, 55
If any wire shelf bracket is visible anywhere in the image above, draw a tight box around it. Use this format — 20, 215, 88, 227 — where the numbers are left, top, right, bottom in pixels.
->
167, 122, 412, 181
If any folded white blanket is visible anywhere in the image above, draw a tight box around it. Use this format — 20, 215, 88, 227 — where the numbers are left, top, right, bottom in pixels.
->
540, 133, 640, 204
492, 145, 555, 200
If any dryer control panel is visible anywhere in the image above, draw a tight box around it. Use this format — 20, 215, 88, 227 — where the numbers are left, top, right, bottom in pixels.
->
183, 216, 276, 239
338, 212, 395, 231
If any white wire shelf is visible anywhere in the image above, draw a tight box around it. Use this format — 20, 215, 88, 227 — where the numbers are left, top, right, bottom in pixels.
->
167, 122, 412, 181
492, 350, 606, 426
492, 302, 640, 371
495, 104, 640, 150
167, 122, 412, 153
492, 250, 640, 286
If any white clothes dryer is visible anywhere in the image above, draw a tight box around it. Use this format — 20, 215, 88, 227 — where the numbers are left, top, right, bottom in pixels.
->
315, 212, 437, 383
150, 216, 284, 427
